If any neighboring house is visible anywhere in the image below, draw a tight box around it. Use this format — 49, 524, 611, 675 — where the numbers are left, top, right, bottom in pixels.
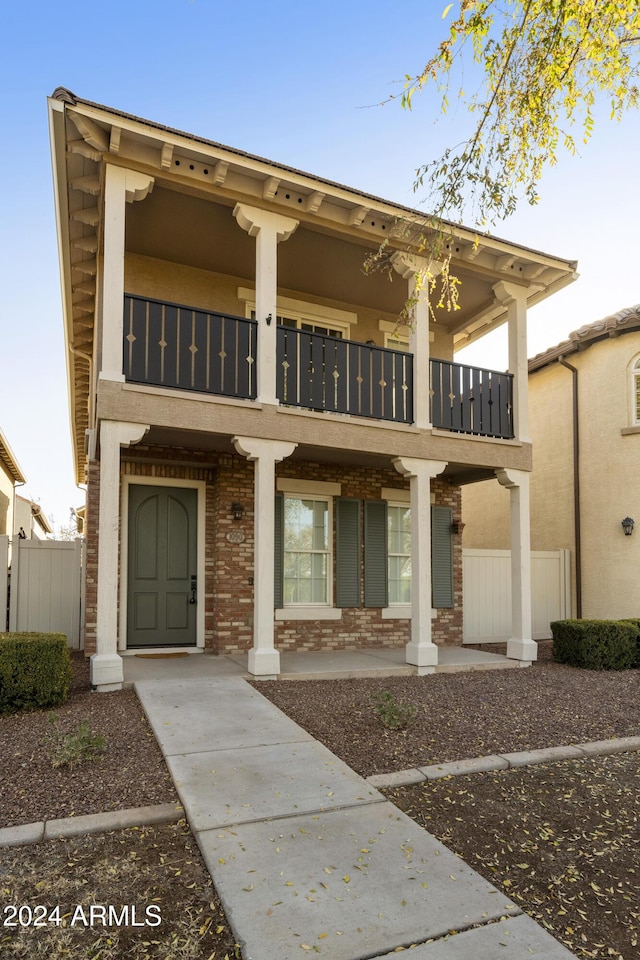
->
462, 305, 640, 621
0, 428, 26, 538
48, 88, 578, 690
14, 495, 53, 540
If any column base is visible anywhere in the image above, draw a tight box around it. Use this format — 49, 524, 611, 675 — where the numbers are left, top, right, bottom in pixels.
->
507, 638, 538, 662
90, 653, 124, 691
248, 647, 280, 678
405, 641, 438, 671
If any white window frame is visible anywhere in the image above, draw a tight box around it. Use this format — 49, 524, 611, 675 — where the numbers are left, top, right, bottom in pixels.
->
238, 287, 355, 339
275, 478, 342, 621
387, 501, 412, 607
380, 488, 411, 619
379, 319, 434, 352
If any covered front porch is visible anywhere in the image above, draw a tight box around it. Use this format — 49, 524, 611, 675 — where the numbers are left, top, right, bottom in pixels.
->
121, 643, 526, 685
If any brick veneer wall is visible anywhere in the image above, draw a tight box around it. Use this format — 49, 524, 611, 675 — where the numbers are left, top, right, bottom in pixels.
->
82, 445, 462, 657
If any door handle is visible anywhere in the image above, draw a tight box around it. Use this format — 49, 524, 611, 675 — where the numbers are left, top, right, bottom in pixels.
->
189, 575, 197, 604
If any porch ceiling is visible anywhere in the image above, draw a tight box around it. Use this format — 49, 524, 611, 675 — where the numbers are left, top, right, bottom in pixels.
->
125, 188, 501, 325
49, 88, 577, 486
122, 426, 498, 486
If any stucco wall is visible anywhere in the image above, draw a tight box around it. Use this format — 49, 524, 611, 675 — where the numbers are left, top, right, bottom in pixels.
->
123, 252, 456, 357
0, 465, 13, 537
462, 330, 640, 620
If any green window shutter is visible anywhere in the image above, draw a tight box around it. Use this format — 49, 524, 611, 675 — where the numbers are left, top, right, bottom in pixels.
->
431, 505, 453, 608
364, 500, 388, 608
336, 498, 361, 607
274, 494, 284, 609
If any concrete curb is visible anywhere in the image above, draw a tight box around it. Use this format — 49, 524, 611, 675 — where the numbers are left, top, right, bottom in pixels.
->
5, 735, 640, 847
0, 802, 184, 849
366, 735, 640, 788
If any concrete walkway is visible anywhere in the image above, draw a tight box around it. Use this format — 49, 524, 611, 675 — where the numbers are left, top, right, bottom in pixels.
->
134, 674, 575, 960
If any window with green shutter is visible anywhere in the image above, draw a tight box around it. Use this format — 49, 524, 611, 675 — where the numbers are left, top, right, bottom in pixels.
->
364, 500, 388, 607
431, 505, 454, 608
274, 494, 284, 608
336, 499, 361, 607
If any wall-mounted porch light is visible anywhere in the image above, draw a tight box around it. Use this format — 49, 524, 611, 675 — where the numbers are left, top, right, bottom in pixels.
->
452, 518, 466, 535
231, 502, 245, 522
621, 516, 635, 536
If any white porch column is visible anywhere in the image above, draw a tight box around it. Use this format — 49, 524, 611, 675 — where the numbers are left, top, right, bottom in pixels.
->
392, 254, 442, 430
92, 420, 149, 691
233, 436, 297, 677
496, 467, 536, 663
233, 204, 299, 405
494, 281, 530, 443
393, 456, 448, 674
101, 165, 154, 382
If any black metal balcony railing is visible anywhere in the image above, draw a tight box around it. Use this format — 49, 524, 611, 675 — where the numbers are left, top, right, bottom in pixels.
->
276, 326, 413, 423
123, 294, 257, 399
430, 358, 514, 439
122, 295, 514, 439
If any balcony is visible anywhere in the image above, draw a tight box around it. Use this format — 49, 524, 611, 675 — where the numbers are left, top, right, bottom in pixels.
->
122, 294, 514, 439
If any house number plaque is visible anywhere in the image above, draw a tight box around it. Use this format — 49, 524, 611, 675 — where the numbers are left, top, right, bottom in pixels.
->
226, 530, 245, 544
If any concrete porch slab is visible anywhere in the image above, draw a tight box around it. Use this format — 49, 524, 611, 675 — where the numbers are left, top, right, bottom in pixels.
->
123, 652, 247, 684
125, 645, 522, 685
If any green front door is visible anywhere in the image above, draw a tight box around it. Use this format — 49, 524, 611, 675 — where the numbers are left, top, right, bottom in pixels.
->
127, 485, 198, 648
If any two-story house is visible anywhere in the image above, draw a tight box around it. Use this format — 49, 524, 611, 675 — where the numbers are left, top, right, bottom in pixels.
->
48, 88, 577, 690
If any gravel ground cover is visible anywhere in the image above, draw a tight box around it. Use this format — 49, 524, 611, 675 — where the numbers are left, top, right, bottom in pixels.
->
1, 643, 639, 959
387, 754, 640, 960
0, 821, 241, 959
0, 656, 178, 828
254, 642, 640, 776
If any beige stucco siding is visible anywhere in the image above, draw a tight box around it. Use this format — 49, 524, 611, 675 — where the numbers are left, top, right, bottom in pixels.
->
528, 363, 575, 555
463, 330, 640, 620
577, 335, 640, 619
0, 464, 14, 537
123, 251, 457, 357
125, 253, 247, 317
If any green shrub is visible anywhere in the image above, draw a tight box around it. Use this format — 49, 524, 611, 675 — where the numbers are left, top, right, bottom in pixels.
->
372, 690, 417, 730
0, 632, 72, 713
551, 619, 637, 671
621, 619, 640, 666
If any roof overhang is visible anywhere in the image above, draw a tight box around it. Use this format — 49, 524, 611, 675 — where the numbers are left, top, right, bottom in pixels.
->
0, 428, 27, 484
529, 304, 640, 372
49, 88, 578, 483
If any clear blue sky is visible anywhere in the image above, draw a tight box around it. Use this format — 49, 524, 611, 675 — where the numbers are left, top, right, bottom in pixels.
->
1, 0, 638, 532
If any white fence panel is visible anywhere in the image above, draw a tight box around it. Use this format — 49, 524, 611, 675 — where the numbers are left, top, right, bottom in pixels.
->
0, 535, 8, 631
8, 539, 84, 648
463, 548, 570, 644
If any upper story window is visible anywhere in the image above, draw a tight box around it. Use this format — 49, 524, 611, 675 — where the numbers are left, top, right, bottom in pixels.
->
278, 316, 344, 338
633, 357, 640, 425
238, 287, 355, 339
383, 332, 410, 352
